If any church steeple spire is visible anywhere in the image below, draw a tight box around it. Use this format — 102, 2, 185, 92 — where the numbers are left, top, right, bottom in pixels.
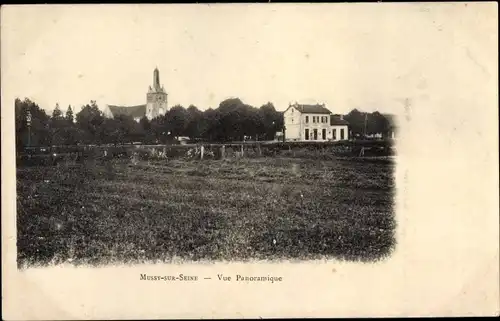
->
153, 67, 160, 91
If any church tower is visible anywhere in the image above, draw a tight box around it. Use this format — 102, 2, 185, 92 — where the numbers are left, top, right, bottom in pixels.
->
146, 67, 168, 120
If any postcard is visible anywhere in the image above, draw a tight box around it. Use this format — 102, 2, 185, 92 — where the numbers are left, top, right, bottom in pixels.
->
2, 3, 498, 319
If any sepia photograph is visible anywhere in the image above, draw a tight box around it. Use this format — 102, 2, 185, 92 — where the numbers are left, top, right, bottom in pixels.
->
2, 3, 498, 319
13, 7, 398, 268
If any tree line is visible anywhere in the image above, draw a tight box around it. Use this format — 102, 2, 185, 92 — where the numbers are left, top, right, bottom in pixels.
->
343, 109, 394, 139
15, 97, 284, 149
15, 97, 394, 149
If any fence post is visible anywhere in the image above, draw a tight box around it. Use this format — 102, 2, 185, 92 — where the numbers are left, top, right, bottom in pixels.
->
258, 143, 262, 157
241, 144, 244, 157
200, 145, 204, 160
221, 145, 225, 160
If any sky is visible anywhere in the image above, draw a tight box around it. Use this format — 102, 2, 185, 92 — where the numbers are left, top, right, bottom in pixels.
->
1, 3, 497, 116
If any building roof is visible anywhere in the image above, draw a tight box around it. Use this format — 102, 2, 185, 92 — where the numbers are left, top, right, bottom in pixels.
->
108, 104, 146, 119
293, 104, 331, 114
330, 114, 350, 125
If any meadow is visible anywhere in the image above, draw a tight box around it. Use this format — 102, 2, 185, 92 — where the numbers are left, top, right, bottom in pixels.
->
16, 155, 395, 267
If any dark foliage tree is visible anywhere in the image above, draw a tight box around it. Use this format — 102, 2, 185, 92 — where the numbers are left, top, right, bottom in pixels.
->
258, 102, 283, 140
344, 109, 392, 138
344, 108, 366, 137
65, 105, 74, 124
165, 105, 187, 139
100, 115, 142, 145
201, 108, 220, 142
50, 103, 67, 145
149, 116, 166, 144
185, 105, 203, 140
139, 116, 155, 144
367, 111, 390, 136
75, 100, 105, 144
15, 98, 51, 149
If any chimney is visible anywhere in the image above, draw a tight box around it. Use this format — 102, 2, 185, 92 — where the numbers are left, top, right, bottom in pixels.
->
340, 115, 344, 120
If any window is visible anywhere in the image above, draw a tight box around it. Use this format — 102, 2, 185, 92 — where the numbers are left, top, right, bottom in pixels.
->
340, 128, 345, 140
312, 116, 315, 123
305, 129, 309, 140
322, 128, 326, 140
305, 116, 309, 123
333, 129, 337, 140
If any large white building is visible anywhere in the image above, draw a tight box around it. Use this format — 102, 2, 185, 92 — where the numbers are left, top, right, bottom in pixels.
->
103, 67, 168, 122
283, 103, 349, 141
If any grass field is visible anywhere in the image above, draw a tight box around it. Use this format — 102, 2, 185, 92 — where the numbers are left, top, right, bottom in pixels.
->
16, 156, 395, 267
